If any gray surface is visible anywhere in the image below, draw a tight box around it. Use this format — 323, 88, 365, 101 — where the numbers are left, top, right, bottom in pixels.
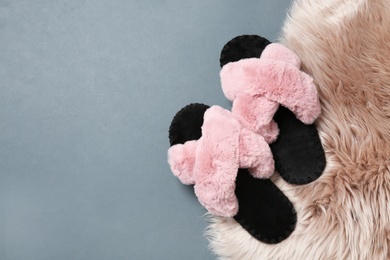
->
0, 0, 292, 259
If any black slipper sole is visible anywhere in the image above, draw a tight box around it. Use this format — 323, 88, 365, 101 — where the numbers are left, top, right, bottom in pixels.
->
234, 169, 296, 244
270, 106, 326, 185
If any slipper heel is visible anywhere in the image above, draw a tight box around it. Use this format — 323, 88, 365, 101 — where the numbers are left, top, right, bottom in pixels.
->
270, 106, 326, 185
234, 169, 296, 244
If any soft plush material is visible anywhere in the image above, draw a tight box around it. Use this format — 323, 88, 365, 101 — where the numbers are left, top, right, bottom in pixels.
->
220, 43, 321, 142
207, 0, 390, 258
168, 104, 274, 217
220, 36, 326, 185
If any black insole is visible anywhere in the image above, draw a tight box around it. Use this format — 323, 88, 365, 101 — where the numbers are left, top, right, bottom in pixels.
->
234, 169, 296, 244
220, 35, 270, 67
169, 103, 209, 146
270, 106, 326, 185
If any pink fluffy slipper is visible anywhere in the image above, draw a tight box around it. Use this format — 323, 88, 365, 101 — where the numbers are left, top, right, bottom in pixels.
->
168, 105, 274, 217
220, 43, 321, 143
219, 35, 326, 185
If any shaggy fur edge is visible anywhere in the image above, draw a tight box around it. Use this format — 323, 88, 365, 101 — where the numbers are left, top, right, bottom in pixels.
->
207, 0, 390, 259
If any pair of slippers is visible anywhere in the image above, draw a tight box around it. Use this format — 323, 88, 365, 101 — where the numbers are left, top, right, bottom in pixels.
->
168, 35, 326, 244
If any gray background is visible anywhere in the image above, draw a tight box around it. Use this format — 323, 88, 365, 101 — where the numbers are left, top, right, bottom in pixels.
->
0, 0, 292, 259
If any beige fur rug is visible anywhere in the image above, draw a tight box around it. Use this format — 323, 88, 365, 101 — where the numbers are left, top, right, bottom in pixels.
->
206, 0, 390, 259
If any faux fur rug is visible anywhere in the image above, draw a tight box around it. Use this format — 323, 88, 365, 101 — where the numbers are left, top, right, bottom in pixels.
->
206, 0, 390, 259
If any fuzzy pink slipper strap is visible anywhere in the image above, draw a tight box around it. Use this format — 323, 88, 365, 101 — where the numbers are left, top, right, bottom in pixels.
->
232, 93, 279, 143
193, 106, 241, 217
220, 58, 320, 124
167, 140, 197, 185
261, 43, 301, 67
238, 127, 275, 178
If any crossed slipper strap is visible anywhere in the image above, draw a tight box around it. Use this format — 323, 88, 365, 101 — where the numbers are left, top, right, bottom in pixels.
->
231, 93, 280, 143
168, 102, 297, 244
168, 105, 274, 217
220, 43, 321, 136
